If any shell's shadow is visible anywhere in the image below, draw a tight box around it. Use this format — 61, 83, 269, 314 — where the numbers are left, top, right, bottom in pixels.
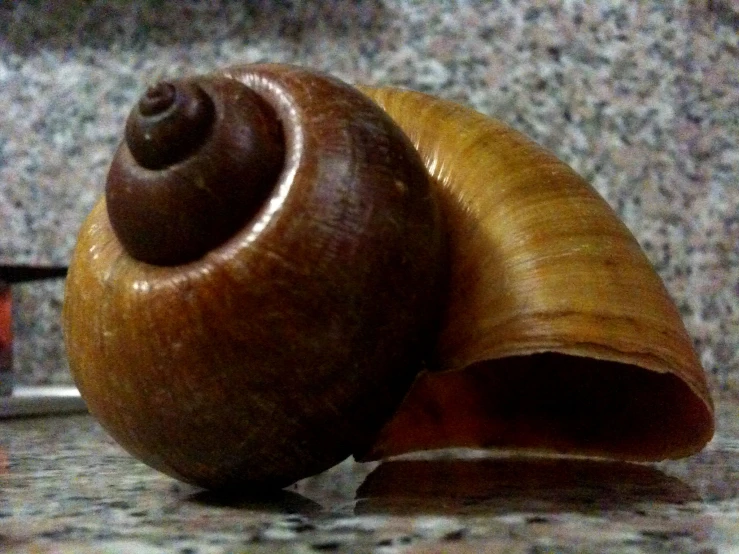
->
184, 453, 699, 517
188, 487, 322, 516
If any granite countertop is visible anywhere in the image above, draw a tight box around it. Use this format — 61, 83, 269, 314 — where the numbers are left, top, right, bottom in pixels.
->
1, 1, 738, 552
2, 414, 739, 553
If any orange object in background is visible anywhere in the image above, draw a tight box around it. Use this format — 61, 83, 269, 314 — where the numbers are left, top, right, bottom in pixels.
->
0, 265, 84, 418
0, 266, 67, 399
0, 284, 11, 396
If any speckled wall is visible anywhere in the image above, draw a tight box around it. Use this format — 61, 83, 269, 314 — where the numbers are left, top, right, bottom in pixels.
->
1, 2, 737, 420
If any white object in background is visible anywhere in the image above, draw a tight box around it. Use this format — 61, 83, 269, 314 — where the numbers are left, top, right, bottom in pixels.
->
0, 386, 87, 418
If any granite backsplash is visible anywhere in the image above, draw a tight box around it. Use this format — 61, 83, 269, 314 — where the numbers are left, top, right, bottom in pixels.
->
1, 1, 737, 426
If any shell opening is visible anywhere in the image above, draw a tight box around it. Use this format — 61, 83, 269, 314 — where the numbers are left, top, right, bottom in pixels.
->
363, 353, 714, 462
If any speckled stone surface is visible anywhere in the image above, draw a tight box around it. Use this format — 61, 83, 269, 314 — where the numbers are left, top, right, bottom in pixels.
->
1, 3, 737, 362
1, 2, 738, 549
2, 414, 739, 553
3, 0, 737, 404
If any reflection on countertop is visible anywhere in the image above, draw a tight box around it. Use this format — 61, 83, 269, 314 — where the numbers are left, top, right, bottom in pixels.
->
1, 414, 738, 553
355, 457, 702, 515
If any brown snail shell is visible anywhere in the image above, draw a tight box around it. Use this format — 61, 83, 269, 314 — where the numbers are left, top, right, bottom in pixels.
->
63, 64, 714, 490
63, 65, 447, 489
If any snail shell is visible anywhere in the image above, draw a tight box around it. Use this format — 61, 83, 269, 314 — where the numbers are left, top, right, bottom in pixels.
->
63, 64, 714, 490
63, 65, 447, 489
359, 87, 714, 462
